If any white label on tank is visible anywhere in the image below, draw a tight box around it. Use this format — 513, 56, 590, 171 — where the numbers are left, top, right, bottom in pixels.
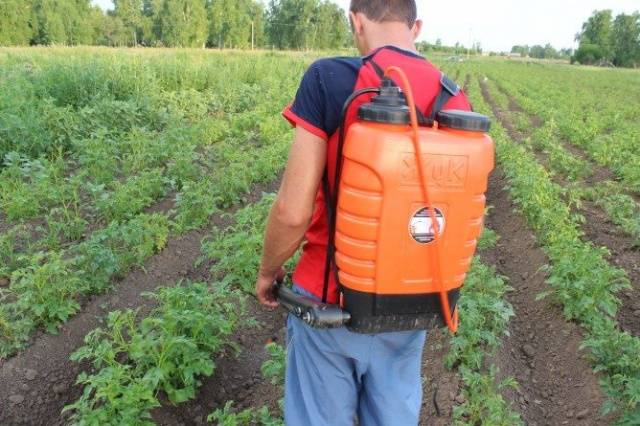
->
409, 207, 445, 244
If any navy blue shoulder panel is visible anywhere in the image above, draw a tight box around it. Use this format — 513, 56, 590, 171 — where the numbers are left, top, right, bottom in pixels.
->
288, 57, 363, 138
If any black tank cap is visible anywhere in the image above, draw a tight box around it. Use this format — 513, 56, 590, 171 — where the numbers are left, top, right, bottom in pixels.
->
436, 109, 491, 132
358, 78, 410, 125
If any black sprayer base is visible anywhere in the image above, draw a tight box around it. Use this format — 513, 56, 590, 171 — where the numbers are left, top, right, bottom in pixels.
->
342, 287, 459, 334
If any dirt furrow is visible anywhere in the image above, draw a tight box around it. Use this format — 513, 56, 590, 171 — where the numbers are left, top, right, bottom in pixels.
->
479, 78, 612, 425
482, 78, 640, 338
0, 180, 280, 426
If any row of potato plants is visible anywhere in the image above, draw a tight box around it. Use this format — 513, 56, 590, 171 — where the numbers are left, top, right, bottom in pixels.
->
467, 72, 640, 424
474, 61, 640, 194
64, 280, 243, 425
64, 194, 285, 425
483, 77, 640, 247
446, 230, 522, 425
0, 52, 304, 358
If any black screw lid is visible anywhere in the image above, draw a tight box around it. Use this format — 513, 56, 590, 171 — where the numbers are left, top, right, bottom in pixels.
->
358, 78, 411, 125
436, 110, 491, 132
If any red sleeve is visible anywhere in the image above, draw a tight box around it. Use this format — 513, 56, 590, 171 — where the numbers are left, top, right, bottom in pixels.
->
282, 104, 329, 140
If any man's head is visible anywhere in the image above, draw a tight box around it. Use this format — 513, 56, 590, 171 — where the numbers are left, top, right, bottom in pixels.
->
349, 0, 422, 55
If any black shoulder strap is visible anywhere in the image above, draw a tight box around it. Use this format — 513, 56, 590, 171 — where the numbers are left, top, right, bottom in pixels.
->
429, 73, 460, 122
321, 171, 335, 303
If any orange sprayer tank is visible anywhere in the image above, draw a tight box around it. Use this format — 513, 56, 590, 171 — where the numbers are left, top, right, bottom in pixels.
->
335, 79, 494, 333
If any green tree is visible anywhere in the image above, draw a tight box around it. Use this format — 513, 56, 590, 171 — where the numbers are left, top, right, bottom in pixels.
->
92, 10, 129, 46
207, 0, 263, 48
158, 0, 207, 47
510, 45, 530, 56
577, 9, 613, 60
30, 0, 94, 45
611, 12, 640, 67
527, 43, 559, 59
113, 0, 143, 46
0, 0, 34, 46
314, 1, 350, 49
266, 0, 349, 50
31, 0, 67, 44
140, 0, 163, 46
573, 43, 604, 65
267, 0, 316, 50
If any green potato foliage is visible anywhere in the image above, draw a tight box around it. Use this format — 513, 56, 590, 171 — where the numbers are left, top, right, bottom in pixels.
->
64, 282, 241, 425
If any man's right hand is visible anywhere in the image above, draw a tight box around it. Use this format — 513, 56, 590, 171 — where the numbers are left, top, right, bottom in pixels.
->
255, 266, 286, 308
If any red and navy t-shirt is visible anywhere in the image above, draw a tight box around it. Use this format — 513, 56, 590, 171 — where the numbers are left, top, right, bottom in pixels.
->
283, 45, 471, 304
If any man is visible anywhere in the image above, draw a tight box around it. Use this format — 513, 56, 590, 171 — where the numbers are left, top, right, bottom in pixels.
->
255, 1, 471, 424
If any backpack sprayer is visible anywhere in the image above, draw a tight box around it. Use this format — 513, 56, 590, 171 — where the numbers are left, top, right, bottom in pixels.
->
275, 65, 494, 334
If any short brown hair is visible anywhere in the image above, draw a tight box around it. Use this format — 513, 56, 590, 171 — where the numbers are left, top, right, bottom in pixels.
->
350, 0, 417, 28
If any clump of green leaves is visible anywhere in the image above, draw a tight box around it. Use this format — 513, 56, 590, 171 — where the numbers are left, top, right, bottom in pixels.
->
200, 194, 275, 293
64, 281, 241, 425
261, 343, 286, 387
453, 367, 521, 426
0, 224, 32, 279
446, 260, 514, 370
208, 402, 282, 426
94, 168, 168, 222
477, 226, 499, 251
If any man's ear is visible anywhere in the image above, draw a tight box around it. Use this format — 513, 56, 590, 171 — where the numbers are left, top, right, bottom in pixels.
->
349, 11, 364, 35
412, 19, 423, 40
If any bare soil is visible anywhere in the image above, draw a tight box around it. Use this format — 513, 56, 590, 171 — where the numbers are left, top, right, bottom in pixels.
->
485, 78, 640, 338
479, 76, 613, 425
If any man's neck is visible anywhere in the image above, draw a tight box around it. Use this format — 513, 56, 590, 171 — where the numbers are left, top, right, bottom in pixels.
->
367, 40, 417, 54
363, 24, 417, 55
367, 42, 418, 56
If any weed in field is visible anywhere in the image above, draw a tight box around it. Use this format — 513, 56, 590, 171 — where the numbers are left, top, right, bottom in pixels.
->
0, 225, 32, 279
10, 251, 83, 333
453, 366, 521, 426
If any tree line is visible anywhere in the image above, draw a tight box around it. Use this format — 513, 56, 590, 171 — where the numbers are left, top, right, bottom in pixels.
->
0, 0, 350, 49
510, 44, 573, 60
573, 9, 640, 67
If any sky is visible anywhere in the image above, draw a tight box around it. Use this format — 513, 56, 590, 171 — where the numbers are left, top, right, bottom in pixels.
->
91, 0, 640, 52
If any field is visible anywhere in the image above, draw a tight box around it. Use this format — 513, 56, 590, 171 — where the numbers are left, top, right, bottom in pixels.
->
0, 47, 638, 425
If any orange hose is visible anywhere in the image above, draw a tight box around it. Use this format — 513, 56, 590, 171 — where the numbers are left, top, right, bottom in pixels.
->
384, 66, 458, 333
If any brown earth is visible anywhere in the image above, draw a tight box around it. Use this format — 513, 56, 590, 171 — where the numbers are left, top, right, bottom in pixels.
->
463, 74, 471, 93
420, 329, 460, 425
0, 179, 279, 426
478, 76, 613, 425
485, 78, 640, 338
483, 167, 610, 426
